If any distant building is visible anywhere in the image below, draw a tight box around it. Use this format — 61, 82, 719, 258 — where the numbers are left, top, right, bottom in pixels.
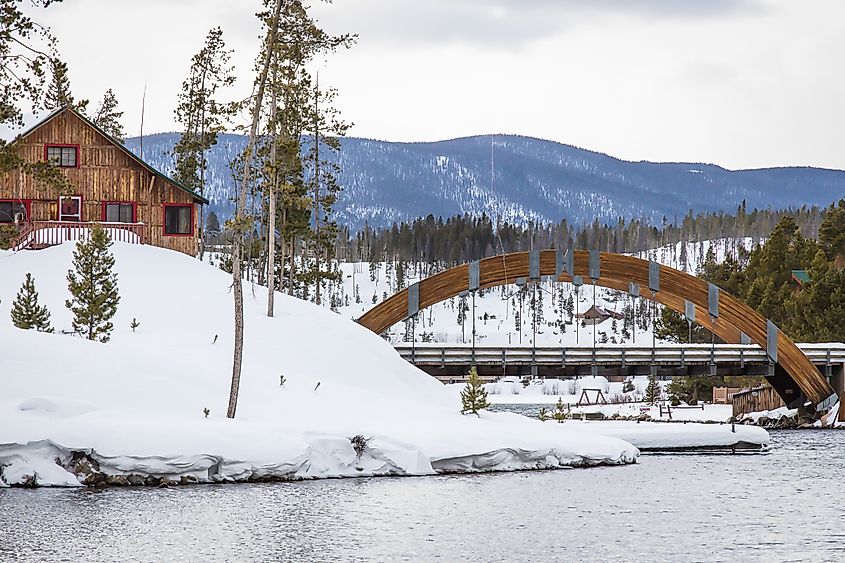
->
730, 385, 785, 418
1, 106, 207, 255
576, 305, 624, 326
712, 386, 744, 405
791, 269, 811, 287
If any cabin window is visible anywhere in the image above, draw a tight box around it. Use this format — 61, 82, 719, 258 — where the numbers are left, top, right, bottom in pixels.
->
164, 204, 193, 236
45, 145, 78, 167
0, 200, 29, 223
103, 202, 135, 223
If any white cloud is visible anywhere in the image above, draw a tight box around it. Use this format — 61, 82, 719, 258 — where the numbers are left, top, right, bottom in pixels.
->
13, 0, 845, 171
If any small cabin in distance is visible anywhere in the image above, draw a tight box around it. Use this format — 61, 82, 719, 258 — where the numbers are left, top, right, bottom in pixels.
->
576, 305, 625, 326
0, 106, 207, 255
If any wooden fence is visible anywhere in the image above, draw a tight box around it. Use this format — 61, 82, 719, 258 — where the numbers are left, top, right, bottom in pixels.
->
731, 385, 785, 417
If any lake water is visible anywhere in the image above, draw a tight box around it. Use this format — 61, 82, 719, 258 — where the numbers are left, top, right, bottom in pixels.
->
2, 430, 844, 562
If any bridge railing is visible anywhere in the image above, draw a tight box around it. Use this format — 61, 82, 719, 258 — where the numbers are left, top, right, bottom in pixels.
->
393, 343, 845, 367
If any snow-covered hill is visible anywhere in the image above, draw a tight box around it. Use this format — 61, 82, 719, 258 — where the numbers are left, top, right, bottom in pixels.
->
125, 133, 845, 230
0, 243, 642, 487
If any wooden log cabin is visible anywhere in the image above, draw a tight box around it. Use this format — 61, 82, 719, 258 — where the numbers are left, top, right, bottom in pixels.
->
0, 106, 207, 255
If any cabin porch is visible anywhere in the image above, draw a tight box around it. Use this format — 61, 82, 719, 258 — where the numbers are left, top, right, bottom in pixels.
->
9, 220, 146, 251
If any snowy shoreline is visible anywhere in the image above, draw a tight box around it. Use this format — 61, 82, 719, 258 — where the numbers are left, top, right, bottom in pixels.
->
1, 244, 638, 488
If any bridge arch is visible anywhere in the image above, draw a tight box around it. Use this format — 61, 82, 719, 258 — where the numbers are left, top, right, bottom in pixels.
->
357, 250, 836, 411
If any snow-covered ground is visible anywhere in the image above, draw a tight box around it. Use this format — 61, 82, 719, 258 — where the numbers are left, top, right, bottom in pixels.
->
1, 243, 642, 487
564, 421, 769, 451
449, 376, 735, 423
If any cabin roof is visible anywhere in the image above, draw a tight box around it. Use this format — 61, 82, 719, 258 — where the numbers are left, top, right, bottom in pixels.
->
791, 269, 811, 286
15, 106, 209, 205
576, 305, 624, 320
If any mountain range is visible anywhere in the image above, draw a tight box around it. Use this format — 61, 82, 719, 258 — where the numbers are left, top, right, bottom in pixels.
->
124, 133, 845, 230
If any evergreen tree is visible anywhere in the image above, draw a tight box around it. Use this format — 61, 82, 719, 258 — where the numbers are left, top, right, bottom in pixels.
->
460, 366, 490, 415
654, 307, 710, 343
818, 199, 845, 262
1, 1, 74, 195
206, 211, 221, 234
92, 88, 125, 141
65, 225, 120, 342
10, 273, 53, 332
44, 58, 88, 112
226, 0, 288, 418
645, 375, 660, 404
174, 26, 236, 257
552, 397, 567, 422
457, 293, 469, 342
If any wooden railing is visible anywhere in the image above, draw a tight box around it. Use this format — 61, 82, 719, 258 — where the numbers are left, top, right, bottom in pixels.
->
10, 221, 146, 251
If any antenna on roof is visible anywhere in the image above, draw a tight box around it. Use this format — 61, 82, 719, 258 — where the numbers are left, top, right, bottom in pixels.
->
139, 83, 147, 159
491, 133, 494, 195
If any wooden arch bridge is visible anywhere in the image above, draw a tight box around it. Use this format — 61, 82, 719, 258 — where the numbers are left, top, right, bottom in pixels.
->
357, 250, 838, 413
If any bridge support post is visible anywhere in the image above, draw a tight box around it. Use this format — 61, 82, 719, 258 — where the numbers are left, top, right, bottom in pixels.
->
831, 362, 845, 422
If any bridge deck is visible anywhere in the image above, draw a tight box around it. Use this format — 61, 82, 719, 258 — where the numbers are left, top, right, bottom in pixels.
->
393, 343, 845, 383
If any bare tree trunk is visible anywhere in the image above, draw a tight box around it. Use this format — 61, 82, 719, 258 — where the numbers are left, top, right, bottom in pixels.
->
198, 69, 208, 261
288, 238, 296, 295
267, 66, 278, 317
313, 75, 321, 306
278, 208, 287, 292
227, 0, 284, 419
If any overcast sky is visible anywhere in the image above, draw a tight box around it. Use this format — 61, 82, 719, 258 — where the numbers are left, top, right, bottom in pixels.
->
17, 0, 845, 170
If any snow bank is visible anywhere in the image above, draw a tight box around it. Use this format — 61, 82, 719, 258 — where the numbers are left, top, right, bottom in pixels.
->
0, 243, 637, 487
568, 402, 734, 423
565, 421, 769, 451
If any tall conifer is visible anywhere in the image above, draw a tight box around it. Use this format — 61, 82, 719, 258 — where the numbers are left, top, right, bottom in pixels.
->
65, 225, 120, 342
44, 58, 88, 112
174, 27, 235, 257
92, 89, 125, 141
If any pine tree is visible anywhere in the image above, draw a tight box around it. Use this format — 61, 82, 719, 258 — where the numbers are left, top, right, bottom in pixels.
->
174, 27, 236, 259
65, 225, 120, 342
645, 374, 660, 404
819, 199, 845, 262
44, 58, 88, 112
552, 397, 567, 422
457, 294, 469, 342
1, 2, 74, 195
460, 366, 490, 415
10, 273, 53, 333
226, 0, 286, 418
206, 211, 221, 234
92, 88, 125, 141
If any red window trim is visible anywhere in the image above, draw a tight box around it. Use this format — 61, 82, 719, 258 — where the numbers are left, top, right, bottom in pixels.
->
44, 143, 81, 168
58, 194, 84, 222
101, 201, 138, 223
162, 203, 195, 237
0, 198, 32, 223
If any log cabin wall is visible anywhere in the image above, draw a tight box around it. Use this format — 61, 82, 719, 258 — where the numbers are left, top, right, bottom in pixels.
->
0, 108, 201, 256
